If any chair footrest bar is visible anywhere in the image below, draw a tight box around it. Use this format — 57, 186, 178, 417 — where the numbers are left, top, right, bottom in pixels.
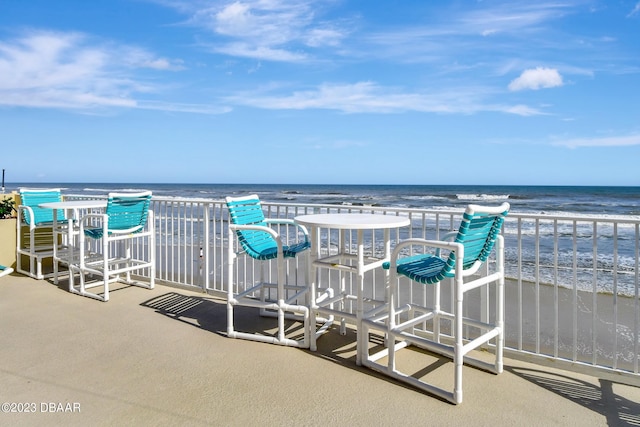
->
312, 306, 357, 324
227, 331, 308, 348
394, 330, 455, 359
362, 357, 459, 404
461, 328, 501, 355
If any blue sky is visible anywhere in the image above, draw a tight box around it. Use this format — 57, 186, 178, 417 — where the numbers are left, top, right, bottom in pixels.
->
1, 0, 639, 186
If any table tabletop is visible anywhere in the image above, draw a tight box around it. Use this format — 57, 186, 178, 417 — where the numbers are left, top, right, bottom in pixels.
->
39, 200, 107, 210
294, 213, 410, 230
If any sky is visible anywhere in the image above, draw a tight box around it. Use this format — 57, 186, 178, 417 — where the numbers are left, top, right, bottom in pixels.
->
1, 0, 639, 186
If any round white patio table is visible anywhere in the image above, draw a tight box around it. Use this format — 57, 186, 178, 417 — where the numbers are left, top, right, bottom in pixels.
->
294, 213, 410, 365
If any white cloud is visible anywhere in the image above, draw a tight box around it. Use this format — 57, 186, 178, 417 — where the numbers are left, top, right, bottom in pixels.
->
503, 104, 545, 116
461, 3, 570, 35
305, 27, 345, 47
481, 29, 498, 36
185, 0, 348, 62
136, 100, 232, 114
508, 67, 563, 91
354, 2, 582, 71
0, 31, 219, 113
553, 134, 640, 148
460, 1, 571, 33
628, 2, 640, 17
225, 81, 544, 116
119, 47, 185, 71
213, 42, 308, 62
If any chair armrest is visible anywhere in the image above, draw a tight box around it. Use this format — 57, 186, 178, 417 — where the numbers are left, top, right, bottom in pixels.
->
229, 223, 286, 257
229, 223, 281, 241
19, 205, 71, 232
263, 218, 310, 242
79, 213, 147, 235
78, 213, 108, 234
17, 205, 35, 229
264, 218, 309, 233
441, 231, 458, 242
437, 231, 459, 256
388, 238, 463, 269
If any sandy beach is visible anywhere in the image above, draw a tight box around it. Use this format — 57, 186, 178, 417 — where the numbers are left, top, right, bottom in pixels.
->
504, 278, 638, 372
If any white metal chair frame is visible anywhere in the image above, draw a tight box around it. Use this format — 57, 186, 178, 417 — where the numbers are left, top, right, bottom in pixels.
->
16, 188, 67, 279
226, 194, 311, 348
362, 203, 509, 404
69, 191, 155, 302
0, 265, 13, 278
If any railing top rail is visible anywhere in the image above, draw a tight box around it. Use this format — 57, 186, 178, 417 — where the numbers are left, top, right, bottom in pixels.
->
66, 194, 640, 224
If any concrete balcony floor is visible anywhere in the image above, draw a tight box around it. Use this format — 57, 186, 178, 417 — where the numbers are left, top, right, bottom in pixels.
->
1, 274, 639, 426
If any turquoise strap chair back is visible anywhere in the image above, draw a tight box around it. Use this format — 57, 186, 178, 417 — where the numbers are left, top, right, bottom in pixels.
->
106, 192, 152, 232
85, 192, 152, 239
226, 195, 280, 260
19, 189, 66, 225
434, 203, 509, 283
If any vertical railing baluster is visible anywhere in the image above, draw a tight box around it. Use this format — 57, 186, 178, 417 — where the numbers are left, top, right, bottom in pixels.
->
634, 223, 639, 374
572, 220, 578, 362
169, 203, 176, 282
535, 218, 540, 354
592, 222, 598, 366
517, 217, 523, 351
203, 202, 210, 291
613, 222, 619, 369
553, 219, 559, 358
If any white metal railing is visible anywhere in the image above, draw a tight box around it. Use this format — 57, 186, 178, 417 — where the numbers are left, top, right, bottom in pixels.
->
68, 195, 640, 385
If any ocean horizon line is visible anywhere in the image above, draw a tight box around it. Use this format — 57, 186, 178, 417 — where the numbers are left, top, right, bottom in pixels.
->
5, 182, 640, 189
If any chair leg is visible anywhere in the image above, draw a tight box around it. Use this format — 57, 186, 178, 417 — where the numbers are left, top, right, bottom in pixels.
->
36, 253, 43, 280
149, 225, 155, 289
495, 236, 505, 374
453, 277, 464, 404
102, 238, 110, 302
226, 256, 310, 347
363, 273, 508, 405
278, 304, 286, 343
433, 280, 441, 343
53, 254, 59, 285
16, 252, 22, 277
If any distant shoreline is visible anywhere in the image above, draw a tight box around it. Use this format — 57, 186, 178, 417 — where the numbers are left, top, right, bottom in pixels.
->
508, 276, 639, 299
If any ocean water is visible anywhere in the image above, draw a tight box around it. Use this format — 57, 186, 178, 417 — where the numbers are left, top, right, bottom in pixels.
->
7, 183, 640, 216
7, 183, 639, 295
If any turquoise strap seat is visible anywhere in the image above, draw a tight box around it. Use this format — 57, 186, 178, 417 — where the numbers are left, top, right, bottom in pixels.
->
383, 206, 508, 283
383, 254, 448, 283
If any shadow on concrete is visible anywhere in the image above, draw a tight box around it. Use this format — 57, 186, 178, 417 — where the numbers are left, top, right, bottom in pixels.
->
140, 291, 640, 416
508, 366, 640, 426
140, 291, 307, 341
139, 291, 453, 401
